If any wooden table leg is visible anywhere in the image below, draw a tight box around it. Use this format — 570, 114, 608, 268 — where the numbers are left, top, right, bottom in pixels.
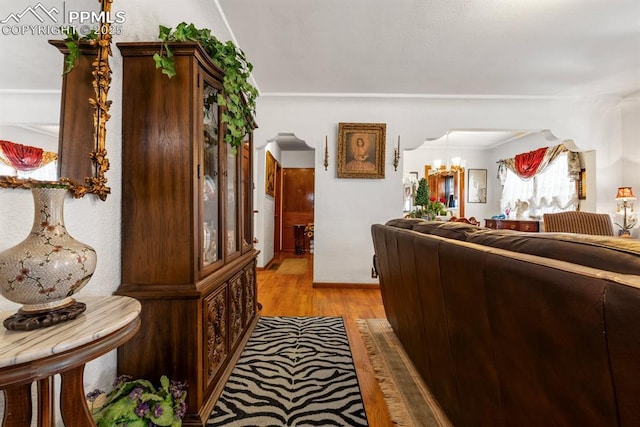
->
2, 383, 32, 427
37, 378, 54, 427
59, 365, 96, 427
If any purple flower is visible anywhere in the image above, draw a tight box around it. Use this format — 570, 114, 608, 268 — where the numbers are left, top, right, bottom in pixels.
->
152, 403, 163, 418
169, 380, 186, 399
175, 401, 188, 419
128, 387, 144, 400
134, 402, 150, 417
85, 389, 104, 402
113, 374, 133, 387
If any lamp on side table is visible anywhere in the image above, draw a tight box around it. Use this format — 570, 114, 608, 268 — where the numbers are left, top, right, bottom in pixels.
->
615, 186, 637, 237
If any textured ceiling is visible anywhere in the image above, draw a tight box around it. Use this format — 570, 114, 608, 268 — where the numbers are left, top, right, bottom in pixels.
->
218, 0, 640, 98
1, 0, 638, 98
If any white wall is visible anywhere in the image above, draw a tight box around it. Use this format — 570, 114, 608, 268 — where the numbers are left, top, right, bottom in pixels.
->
618, 96, 640, 237
254, 143, 280, 266
252, 95, 635, 284
282, 150, 315, 168
621, 97, 640, 189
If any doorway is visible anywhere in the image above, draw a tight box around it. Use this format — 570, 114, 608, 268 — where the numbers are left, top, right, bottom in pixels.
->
266, 134, 316, 256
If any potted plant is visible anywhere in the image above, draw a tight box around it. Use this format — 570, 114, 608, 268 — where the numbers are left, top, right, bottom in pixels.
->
407, 178, 447, 220
86, 375, 187, 427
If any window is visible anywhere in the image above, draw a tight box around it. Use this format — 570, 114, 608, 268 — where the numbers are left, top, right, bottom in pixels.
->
500, 151, 578, 218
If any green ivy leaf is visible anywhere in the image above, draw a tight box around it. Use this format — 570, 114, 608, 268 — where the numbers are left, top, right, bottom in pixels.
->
63, 40, 80, 74
154, 23, 258, 150
158, 25, 172, 41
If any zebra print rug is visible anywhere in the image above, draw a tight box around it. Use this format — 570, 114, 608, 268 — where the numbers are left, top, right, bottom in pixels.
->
208, 316, 368, 426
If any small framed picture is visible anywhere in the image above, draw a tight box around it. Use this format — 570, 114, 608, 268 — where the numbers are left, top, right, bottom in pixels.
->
265, 150, 276, 196
578, 168, 586, 199
468, 169, 487, 203
337, 122, 386, 179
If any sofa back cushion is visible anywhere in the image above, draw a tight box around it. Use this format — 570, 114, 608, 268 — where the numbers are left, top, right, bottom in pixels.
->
384, 218, 424, 229
412, 221, 484, 241
467, 230, 640, 275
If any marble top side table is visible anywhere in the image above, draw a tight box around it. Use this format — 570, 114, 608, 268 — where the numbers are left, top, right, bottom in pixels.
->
0, 295, 141, 427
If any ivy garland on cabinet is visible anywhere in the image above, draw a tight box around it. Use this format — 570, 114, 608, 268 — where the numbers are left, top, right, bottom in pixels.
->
62, 29, 99, 74
153, 22, 258, 152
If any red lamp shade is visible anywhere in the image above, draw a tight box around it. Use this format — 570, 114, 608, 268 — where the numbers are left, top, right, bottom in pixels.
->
615, 186, 636, 201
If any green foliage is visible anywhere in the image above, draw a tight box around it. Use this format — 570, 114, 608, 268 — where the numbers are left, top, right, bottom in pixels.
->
153, 22, 258, 151
414, 178, 430, 208
87, 375, 187, 427
62, 29, 98, 74
32, 183, 69, 189
405, 208, 424, 219
410, 178, 447, 219
426, 198, 448, 218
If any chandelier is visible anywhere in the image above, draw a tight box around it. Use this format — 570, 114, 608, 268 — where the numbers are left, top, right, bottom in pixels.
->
429, 132, 466, 175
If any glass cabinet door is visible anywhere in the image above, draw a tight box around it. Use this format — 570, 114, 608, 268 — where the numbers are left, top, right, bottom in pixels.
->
241, 135, 252, 252
202, 81, 221, 267
225, 142, 239, 257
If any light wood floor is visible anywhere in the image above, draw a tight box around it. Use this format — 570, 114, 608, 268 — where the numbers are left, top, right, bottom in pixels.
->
257, 252, 394, 427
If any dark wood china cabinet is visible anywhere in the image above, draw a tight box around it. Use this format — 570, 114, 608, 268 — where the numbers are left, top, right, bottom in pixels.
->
424, 165, 465, 218
116, 42, 258, 426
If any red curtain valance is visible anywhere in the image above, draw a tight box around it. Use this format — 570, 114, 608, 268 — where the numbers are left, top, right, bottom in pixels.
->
498, 144, 573, 182
515, 147, 547, 178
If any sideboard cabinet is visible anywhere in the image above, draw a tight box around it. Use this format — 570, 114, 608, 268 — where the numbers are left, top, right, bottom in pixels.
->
116, 42, 258, 426
484, 218, 540, 232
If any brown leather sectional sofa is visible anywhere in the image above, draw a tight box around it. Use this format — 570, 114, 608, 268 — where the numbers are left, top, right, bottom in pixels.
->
371, 218, 640, 427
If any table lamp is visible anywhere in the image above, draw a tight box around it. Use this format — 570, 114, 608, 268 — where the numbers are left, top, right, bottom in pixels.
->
615, 186, 636, 237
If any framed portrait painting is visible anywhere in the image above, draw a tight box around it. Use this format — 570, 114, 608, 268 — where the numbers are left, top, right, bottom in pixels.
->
337, 122, 386, 179
468, 168, 487, 203
265, 150, 276, 196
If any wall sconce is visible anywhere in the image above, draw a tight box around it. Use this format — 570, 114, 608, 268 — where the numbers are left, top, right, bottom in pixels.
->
324, 135, 329, 171
615, 186, 637, 237
393, 136, 400, 171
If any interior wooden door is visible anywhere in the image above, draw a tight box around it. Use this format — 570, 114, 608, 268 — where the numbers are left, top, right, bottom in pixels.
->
281, 168, 315, 253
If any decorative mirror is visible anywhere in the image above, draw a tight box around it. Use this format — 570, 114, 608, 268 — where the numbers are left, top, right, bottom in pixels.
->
0, 0, 113, 200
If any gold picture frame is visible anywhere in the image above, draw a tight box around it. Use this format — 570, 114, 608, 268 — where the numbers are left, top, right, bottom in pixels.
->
337, 122, 386, 179
578, 168, 586, 200
265, 150, 276, 196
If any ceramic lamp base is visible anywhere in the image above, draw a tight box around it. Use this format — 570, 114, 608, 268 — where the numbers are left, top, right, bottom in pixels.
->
3, 300, 86, 331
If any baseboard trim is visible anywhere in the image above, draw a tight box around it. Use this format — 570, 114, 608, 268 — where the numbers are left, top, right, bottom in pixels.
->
258, 257, 275, 271
312, 282, 380, 289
